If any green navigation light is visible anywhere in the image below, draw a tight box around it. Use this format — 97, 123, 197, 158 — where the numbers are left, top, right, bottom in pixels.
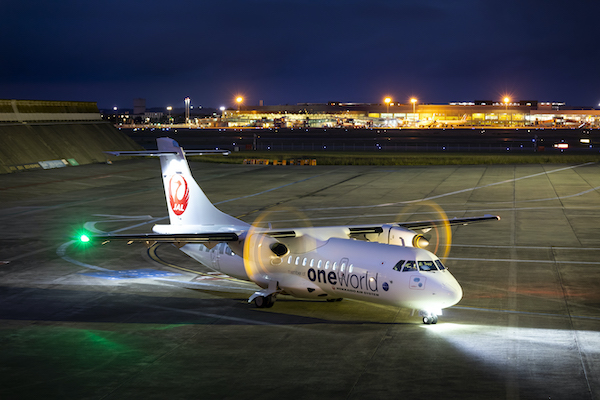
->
80, 234, 91, 243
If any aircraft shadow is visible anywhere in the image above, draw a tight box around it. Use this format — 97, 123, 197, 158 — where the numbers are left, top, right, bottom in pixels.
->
0, 285, 409, 326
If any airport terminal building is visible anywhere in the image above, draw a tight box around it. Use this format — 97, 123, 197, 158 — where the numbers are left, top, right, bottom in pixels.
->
222, 101, 600, 129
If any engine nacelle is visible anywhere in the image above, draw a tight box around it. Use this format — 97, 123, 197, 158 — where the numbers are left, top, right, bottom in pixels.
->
378, 225, 429, 249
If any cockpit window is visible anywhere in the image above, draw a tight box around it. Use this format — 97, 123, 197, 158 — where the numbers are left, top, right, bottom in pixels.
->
393, 260, 405, 271
402, 261, 418, 272
435, 260, 446, 270
418, 261, 437, 271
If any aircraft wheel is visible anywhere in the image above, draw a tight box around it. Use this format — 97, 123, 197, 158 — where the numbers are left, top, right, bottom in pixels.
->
326, 298, 336, 302
432, 315, 439, 324
422, 316, 432, 325
335, 298, 343, 302
254, 296, 267, 308
265, 294, 276, 308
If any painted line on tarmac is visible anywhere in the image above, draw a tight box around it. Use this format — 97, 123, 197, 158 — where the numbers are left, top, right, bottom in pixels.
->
450, 244, 600, 251
413, 162, 597, 203
213, 172, 327, 205
6, 244, 62, 262
56, 241, 111, 271
452, 306, 600, 321
296, 162, 597, 211
446, 257, 600, 265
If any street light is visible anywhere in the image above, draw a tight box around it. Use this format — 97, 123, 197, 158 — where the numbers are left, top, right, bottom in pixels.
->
503, 97, 510, 126
236, 96, 243, 111
410, 98, 417, 115
384, 97, 392, 114
166, 106, 172, 124
184, 97, 191, 123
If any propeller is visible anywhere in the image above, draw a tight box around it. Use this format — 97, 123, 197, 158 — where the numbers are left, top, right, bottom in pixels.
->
242, 206, 312, 285
397, 200, 452, 260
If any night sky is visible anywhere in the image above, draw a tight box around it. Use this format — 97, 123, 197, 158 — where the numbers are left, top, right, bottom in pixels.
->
2, 0, 599, 110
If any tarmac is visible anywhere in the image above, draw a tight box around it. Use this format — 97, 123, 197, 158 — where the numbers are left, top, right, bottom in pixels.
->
1, 158, 600, 399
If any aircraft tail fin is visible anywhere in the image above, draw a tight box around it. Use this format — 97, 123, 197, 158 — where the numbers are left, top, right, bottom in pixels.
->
107, 137, 243, 228
155, 137, 242, 227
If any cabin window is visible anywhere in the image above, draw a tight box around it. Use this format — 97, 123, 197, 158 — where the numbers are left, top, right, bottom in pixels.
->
318, 260, 322, 269
393, 260, 405, 271
295, 257, 300, 265
435, 260, 446, 270
302, 258, 307, 266
349, 264, 354, 273
310, 259, 314, 267
418, 261, 437, 271
402, 261, 418, 272
325, 261, 330, 269
332, 262, 337, 270
288, 256, 293, 264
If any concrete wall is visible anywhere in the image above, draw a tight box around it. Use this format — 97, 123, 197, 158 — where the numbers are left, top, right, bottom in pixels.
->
0, 122, 141, 174
0, 99, 102, 123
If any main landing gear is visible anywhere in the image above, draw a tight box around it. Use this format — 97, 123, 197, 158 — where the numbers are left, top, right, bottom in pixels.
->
419, 310, 439, 325
254, 294, 276, 308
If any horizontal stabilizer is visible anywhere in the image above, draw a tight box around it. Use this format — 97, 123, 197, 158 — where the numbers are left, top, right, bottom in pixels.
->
104, 150, 230, 157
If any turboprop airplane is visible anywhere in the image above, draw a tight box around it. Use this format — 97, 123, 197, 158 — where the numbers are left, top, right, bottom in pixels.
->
79, 137, 499, 324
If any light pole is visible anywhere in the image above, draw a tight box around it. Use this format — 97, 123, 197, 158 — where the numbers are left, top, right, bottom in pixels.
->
166, 106, 172, 124
410, 98, 417, 125
236, 96, 243, 111
503, 97, 510, 126
384, 97, 391, 115
184, 97, 191, 123
410, 98, 417, 114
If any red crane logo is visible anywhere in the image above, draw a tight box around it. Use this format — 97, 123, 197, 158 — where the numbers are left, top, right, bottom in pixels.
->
168, 175, 189, 216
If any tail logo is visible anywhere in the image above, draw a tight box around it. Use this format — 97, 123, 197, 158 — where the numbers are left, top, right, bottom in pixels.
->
168, 175, 189, 216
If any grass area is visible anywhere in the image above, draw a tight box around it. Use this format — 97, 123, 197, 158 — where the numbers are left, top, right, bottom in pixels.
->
190, 151, 600, 166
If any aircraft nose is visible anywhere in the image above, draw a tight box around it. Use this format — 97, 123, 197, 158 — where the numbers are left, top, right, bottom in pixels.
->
441, 274, 463, 306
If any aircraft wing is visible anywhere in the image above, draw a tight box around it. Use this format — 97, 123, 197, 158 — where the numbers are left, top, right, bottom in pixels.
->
397, 214, 500, 230
81, 232, 239, 244
260, 214, 500, 238
80, 215, 498, 243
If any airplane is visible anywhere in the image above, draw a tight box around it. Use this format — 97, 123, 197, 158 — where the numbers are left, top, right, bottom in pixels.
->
78, 137, 499, 324
414, 117, 437, 128
436, 114, 468, 127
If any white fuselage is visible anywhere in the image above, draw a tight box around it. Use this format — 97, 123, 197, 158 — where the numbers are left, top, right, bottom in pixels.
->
180, 236, 462, 313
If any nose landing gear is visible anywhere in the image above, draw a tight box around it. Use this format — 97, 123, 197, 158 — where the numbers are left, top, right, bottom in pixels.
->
419, 310, 439, 324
